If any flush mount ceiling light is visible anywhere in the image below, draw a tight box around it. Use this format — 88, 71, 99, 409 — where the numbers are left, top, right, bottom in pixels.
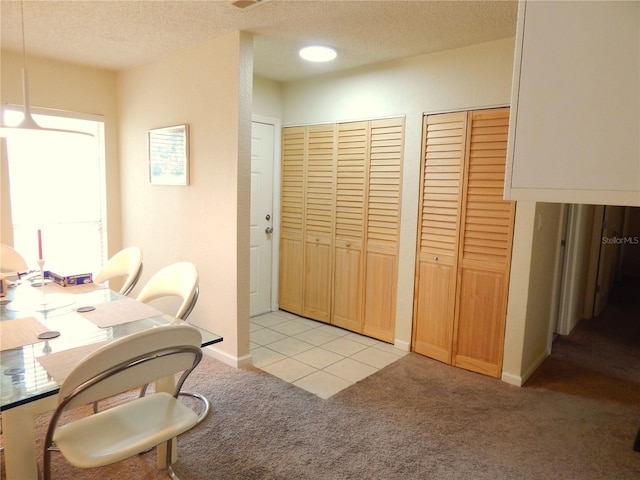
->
299, 45, 337, 63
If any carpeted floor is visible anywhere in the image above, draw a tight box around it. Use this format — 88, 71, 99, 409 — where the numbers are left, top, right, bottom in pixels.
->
3, 280, 640, 479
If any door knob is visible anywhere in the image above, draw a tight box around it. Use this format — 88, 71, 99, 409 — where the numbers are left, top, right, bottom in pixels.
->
265, 227, 274, 234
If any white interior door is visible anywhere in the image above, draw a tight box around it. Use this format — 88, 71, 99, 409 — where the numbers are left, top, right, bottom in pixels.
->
250, 121, 275, 316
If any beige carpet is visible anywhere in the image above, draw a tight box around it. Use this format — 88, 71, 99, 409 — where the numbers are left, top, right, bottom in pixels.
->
3, 280, 640, 479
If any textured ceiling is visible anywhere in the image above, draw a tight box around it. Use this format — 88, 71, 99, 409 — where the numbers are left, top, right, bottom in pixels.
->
0, 0, 518, 82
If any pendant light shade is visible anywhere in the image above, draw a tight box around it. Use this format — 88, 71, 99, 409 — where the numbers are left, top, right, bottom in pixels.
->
0, 1, 93, 138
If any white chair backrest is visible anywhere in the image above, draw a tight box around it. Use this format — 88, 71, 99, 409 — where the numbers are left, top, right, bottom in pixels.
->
136, 261, 199, 320
0, 243, 28, 274
94, 247, 143, 295
59, 324, 202, 410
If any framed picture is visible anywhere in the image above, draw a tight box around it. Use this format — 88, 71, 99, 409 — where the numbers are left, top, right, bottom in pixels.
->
148, 124, 189, 186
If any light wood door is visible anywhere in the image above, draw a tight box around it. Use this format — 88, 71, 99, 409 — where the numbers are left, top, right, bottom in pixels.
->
302, 125, 336, 322
332, 121, 368, 332
278, 126, 305, 314
413, 108, 514, 378
412, 112, 467, 362
453, 108, 514, 377
362, 118, 404, 343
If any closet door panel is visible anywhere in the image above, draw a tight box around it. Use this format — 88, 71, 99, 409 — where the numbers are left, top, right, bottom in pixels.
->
303, 237, 332, 321
333, 240, 363, 331
413, 255, 455, 363
362, 118, 404, 341
453, 267, 505, 377
333, 122, 368, 331
362, 246, 396, 343
453, 108, 514, 377
302, 125, 336, 322
412, 112, 467, 361
279, 127, 306, 314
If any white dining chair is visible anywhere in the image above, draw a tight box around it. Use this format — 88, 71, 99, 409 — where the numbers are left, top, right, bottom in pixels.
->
43, 324, 203, 480
136, 261, 199, 321
0, 243, 28, 275
135, 261, 207, 422
94, 246, 143, 295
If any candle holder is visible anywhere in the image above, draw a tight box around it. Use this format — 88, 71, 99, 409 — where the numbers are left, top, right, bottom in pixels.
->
31, 258, 49, 288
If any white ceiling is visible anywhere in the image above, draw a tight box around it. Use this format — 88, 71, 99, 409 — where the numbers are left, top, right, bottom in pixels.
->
0, 0, 518, 83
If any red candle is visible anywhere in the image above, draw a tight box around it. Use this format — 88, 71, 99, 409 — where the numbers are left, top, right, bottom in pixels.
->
37, 229, 43, 260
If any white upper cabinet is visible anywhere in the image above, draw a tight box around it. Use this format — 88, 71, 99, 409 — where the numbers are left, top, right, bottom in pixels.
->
505, 0, 640, 206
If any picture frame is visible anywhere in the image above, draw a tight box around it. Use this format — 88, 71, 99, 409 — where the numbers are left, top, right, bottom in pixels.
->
148, 124, 189, 186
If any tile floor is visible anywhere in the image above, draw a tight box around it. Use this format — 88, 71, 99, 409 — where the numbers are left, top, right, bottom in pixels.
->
250, 309, 408, 399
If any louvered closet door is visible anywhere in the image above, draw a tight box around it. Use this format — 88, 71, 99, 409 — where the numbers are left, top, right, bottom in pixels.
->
362, 118, 404, 343
279, 126, 306, 314
453, 108, 514, 377
302, 124, 336, 322
332, 122, 368, 332
412, 112, 467, 363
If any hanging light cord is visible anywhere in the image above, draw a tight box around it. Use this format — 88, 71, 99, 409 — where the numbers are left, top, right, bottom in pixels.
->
20, 0, 26, 69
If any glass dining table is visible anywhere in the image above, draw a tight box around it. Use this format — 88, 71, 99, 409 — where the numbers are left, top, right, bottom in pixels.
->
0, 278, 222, 480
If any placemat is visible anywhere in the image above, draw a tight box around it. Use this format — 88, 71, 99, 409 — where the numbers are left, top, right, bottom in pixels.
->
79, 296, 165, 328
0, 317, 50, 351
37, 341, 109, 384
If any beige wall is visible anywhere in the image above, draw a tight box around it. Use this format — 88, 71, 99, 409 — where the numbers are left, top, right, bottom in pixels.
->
116, 31, 253, 366
279, 38, 519, 352
0, 51, 121, 256
2, 35, 562, 381
253, 76, 283, 119
502, 202, 563, 385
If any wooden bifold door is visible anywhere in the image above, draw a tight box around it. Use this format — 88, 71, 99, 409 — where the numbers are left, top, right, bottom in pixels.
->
412, 108, 515, 377
279, 118, 404, 343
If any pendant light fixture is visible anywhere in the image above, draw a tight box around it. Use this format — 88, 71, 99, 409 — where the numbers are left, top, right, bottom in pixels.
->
0, 1, 93, 138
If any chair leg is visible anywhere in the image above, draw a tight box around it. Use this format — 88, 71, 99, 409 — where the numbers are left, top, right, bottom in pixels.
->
179, 391, 210, 424
165, 437, 181, 480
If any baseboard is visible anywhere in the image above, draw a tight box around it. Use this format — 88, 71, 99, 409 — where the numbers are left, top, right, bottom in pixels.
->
394, 339, 411, 352
203, 346, 253, 368
501, 348, 550, 387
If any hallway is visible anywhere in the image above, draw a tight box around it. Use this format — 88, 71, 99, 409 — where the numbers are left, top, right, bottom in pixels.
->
526, 276, 640, 403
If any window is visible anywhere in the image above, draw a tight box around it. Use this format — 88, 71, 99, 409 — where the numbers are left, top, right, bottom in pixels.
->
3, 109, 107, 276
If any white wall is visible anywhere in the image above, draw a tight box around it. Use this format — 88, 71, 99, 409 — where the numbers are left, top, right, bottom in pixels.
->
279, 38, 518, 350
117, 31, 253, 366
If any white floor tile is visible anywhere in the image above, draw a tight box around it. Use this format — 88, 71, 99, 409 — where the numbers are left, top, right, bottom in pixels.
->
293, 328, 340, 346
250, 311, 404, 399
293, 347, 344, 369
250, 322, 264, 332
373, 341, 410, 357
252, 313, 290, 328
267, 336, 315, 356
251, 328, 288, 346
251, 346, 286, 368
350, 346, 401, 369
269, 320, 317, 336
293, 370, 352, 399
322, 337, 370, 357
343, 332, 380, 346
271, 310, 299, 320
315, 324, 351, 337
323, 357, 378, 383
261, 357, 317, 383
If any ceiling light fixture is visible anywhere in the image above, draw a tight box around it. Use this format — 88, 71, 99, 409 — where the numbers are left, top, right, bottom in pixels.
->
299, 45, 337, 63
0, 1, 93, 138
